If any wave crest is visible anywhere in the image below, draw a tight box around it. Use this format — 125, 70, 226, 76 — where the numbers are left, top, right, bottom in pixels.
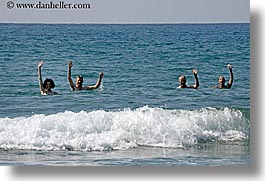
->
0, 106, 249, 151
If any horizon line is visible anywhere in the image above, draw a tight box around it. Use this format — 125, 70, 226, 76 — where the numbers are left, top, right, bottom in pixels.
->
0, 21, 250, 25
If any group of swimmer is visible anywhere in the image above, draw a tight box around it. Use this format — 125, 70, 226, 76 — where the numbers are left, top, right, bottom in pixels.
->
38, 60, 233, 95
178, 64, 233, 89
38, 60, 104, 95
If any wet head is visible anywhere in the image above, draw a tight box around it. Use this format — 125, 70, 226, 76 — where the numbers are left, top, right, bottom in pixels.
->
179, 75, 186, 86
218, 76, 226, 84
76, 75, 83, 88
43, 79, 55, 91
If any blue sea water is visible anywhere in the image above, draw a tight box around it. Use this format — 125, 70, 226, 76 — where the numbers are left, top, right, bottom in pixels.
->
0, 23, 250, 166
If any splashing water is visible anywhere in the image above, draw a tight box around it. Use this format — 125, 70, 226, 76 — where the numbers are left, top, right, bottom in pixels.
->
0, 106, 249, 152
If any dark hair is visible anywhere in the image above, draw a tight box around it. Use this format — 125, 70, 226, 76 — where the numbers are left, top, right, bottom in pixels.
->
43, 78, 55, 89
76, 75, 83, 81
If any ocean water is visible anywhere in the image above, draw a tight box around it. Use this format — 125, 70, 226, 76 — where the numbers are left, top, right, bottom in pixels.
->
0, 23, 250, 166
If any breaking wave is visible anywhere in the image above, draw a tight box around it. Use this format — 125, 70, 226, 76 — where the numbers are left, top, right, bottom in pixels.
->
0, 106, 249, 151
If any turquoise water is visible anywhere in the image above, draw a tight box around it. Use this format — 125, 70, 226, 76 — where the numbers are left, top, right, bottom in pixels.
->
0, 23, 250, 166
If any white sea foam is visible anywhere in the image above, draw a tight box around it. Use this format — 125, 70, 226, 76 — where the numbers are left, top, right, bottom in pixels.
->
0, 106, 249, 151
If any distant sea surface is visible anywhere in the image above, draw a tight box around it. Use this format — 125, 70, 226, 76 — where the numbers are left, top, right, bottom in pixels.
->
0, 23, 250, 166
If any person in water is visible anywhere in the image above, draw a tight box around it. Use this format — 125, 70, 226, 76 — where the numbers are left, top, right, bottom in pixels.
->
214, 64, 233, 89
38, 61, 58, 95
178, 69, 199, 89
68, 60, 104, 91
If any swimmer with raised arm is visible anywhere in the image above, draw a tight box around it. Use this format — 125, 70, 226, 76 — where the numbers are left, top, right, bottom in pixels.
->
214, 64, 233, 89
68, 60, 104, 91
178, 69, 199, 89
38, 61, 58, 95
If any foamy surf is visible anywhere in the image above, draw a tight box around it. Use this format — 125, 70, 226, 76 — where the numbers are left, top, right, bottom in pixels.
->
0, 106, 249, 151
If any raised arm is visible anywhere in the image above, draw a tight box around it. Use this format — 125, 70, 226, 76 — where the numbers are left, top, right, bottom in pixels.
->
192, 69, 199, 89
68, 60, 75, 90
186, 69, 199, 89
226, 64, 233, 89
38, 61, 45, 94
84, 72, 104, 90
